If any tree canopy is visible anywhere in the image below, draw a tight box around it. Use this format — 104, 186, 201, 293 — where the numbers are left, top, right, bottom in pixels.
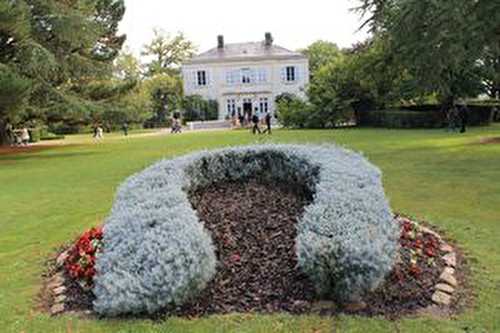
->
141, 29, 196, 77
357, 0, 500, 103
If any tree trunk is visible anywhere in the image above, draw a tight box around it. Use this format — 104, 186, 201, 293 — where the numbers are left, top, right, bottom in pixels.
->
0, 119, 8, 146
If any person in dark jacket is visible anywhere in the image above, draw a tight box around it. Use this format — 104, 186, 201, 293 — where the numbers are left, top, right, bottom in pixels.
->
238, 112, 245, 128
458, 103, 469, 133
251, 114, 261, 134
262, 112, 272, 134
121, 122, 129, 136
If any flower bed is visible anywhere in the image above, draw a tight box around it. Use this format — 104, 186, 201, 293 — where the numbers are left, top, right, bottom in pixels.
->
42, 144, 465, 318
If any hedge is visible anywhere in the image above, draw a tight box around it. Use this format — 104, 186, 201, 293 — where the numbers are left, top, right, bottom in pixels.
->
94, 145, 399, 315
364, 104, 495, 128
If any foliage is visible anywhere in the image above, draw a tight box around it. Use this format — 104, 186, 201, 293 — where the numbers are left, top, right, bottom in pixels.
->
142, 74, 183, 128
181, 95, 219, 122
300, 40, 342, 77
364, 110, 443, 129
93, 157, 217, 315
307, 62, 355, 127
276, 94, 311, 129
65, 227, 104, 288
142, 29, 196, 77
364, 104, 494, 129
0, 0, 127, 143
114, 49, 142, 81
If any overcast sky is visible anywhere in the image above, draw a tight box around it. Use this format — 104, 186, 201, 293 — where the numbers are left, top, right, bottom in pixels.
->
119, 0, 369, 57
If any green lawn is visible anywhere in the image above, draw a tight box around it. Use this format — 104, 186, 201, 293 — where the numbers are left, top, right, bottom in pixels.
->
1, 125, 500, 333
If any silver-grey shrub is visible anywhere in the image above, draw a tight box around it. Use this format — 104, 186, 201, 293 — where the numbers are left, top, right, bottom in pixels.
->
93, 144, 399, 315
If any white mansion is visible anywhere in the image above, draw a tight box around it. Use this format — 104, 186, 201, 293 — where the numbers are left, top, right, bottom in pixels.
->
182, 33, 309, 120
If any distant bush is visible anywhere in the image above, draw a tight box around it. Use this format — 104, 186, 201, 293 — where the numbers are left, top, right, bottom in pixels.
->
181, 95, 219, 122
365, 110, 443, 128
28, 128, 41, 143
276, 95, 311, 129
276, 93, 354, 129
94, 145, 398, 315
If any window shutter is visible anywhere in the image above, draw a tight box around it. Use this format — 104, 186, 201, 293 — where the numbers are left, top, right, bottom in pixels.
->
191, 71, 197, 88
280, 67, 286, 81
295, 66, 300, 81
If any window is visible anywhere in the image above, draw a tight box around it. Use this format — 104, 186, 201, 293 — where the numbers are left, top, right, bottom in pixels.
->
226, 99, 236, 115
286, 66, 296, 82
197, 70, 207, 86
226, 70, 238, 85
259, 97, 269, 113
257, 69, 267, 83
241, 68, 252, 84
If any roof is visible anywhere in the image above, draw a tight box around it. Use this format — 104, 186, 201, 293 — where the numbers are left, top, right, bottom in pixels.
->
184, 41, 307, 65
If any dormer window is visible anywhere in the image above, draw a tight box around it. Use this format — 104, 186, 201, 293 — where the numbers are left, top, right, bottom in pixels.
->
197, 70, 207, 86
286, 66, 296, 82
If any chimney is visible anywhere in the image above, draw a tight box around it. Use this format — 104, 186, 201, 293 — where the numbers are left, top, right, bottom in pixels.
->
217, 35, 224, 49
265, 32, 273, 47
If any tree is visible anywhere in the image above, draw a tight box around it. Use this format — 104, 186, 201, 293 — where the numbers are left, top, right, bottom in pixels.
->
143, 74, 183, 127
142, 29, 196, 77
357, 0, 499, 105
307, 60, 355, 128
276, 94, 312, 129
301, 40, 342, 77
114, 49, 142, 81
0, 0, 127, 143
0, 65, 31, 144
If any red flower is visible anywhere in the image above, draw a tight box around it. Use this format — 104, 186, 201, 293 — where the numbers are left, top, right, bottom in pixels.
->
63, 226, 104, 287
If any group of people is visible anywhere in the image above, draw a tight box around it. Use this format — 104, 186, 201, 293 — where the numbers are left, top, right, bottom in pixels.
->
4, 122, 31, 146
231, 111, 273, 135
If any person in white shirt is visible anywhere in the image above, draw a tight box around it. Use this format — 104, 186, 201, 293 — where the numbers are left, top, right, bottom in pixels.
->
20, 127, 30, 146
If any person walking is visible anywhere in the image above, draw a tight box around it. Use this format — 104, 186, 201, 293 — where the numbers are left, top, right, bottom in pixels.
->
446, 106, 459, 132
121, 122, 129, 136
95, 126, 104, 140
262, 112, 272, 134
251, 113, 261, 134
238, 112, 245, 128
171, 113, 182, 134
458, 102, 469, 133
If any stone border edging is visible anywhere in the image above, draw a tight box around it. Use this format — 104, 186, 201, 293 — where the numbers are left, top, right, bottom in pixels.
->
397, 216, 458, 307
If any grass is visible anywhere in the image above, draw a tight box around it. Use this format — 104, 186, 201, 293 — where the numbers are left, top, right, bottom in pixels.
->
1, 125, 500, 333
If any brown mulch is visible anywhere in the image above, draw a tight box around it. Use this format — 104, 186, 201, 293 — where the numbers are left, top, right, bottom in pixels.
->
478, 137, 500, 145
41, 180, 467, 319
176, 180, 316, 316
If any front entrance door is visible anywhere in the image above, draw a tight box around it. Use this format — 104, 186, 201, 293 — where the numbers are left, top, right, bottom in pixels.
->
243, 101, 253, 117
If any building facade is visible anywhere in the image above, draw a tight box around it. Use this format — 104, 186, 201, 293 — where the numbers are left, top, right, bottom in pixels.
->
181, 33, 309, 121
